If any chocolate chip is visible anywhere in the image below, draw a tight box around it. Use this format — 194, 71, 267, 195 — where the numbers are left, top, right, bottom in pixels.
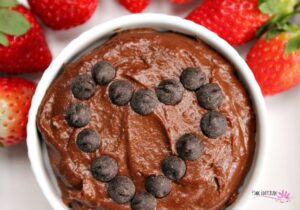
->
65, 103, 91, 128
71, 75, 96, 100
108, 176, 135, 204
196, 83, 224, 110
108, 80, 134, 106
91, 155, 118, 182
145, 175, 172, 198
162, 155, 186, 181
176, 133, 204, 161
92, 61, 116, 85
131, 192, 157, 210
180, 67, 206, 91
200, 111, 227, 138
155, 79, 184, 105
130, 89, 158, 115
76, 128, 100, 153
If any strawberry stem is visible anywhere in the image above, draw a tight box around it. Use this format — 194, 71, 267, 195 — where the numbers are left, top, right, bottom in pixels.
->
256, 9, 300, 38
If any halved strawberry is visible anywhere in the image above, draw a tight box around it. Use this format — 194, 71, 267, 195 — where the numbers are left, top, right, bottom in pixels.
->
0, 77, 36, 147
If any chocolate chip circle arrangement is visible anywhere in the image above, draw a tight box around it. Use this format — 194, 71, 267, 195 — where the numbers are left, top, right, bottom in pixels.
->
64, 58, 228, 209
37, 29, 256, 210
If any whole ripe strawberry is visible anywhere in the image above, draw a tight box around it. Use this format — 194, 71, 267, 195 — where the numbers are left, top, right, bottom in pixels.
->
186, 0, 272, 45
0, 3, 52, 73
247, 27, 300, 96
170, 0, 194, 3
0, 77, 36, 147
118, 0, 150, 13
28, 0, 98, 30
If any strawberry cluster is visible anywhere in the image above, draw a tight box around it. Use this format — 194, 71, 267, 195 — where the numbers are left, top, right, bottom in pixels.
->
186, 0, 300, 96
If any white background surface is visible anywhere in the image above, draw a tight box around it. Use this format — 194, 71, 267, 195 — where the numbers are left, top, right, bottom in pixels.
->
0, 1, 299, 210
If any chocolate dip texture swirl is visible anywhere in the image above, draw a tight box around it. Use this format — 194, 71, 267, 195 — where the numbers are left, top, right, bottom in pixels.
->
37, 29, 255, 210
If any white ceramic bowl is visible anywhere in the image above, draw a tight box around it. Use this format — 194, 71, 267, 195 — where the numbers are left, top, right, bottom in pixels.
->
27, 14, 268, 210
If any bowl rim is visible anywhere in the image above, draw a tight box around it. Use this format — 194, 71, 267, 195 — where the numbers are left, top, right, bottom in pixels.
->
27, 13, 268, 210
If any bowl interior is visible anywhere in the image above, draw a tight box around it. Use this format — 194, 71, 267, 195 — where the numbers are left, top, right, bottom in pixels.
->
27, 14, 268, 210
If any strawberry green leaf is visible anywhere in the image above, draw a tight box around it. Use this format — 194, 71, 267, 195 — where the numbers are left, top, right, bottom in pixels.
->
0, 32, 8, 46
285, 34, 300, 54
256, 20, 274, 37
0, 0, 17, 7
256, 15, 285, 37
0, 142, 3, 147
259, 0, 297, 15
0, 9, 30, 36
258, 0, 268, 5
257, 12, 298, 38
279, 23, 299, 33
265, 29, 282, 40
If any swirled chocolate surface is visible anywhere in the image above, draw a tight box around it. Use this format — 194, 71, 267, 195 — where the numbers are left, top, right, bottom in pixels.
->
37, 29, 255, 210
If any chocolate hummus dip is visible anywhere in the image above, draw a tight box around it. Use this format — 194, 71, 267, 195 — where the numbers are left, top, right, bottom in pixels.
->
37, 29, 255, 210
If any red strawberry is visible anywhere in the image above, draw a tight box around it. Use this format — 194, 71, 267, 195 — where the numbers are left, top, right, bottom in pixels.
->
247, 31, 300, 96
28, 0, 98, 30
186, 0, 271, 45
170, 0, 194, 3
0, 77, 36, 147
119, 0, 150, 13
0, 5, 52, 74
